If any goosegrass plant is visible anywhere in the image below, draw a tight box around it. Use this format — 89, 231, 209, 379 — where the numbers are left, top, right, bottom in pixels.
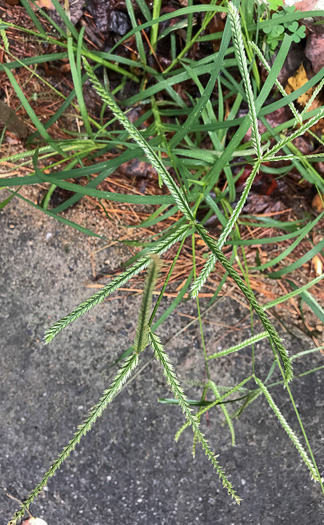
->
2, 1, 324, 522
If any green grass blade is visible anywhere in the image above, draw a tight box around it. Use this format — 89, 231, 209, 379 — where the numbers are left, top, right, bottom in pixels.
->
19, 0, 46, 35
125, 0, 146, 64
264, 274, 324, 310
253, 212, 324, 272
268, 236, 324, 278
36, 166, 182, 206
150, 0, 162, 51
9, 191, 102, 238
134, 255, 161, 354
109, 4, 227, 54
169, 1, 238, 150
49, 0, 79, 39
0, 192, 15, 210
3, 66, 52, 144
249, 41, 301, 124
67, 33, 93, 138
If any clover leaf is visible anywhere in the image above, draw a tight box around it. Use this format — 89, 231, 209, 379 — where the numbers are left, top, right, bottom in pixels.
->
272, 25, 285, 38
291, 25, 306, 43
288, 21, 299, 33
262, 4, 306, 53
268, 0, 283, 9
283, 6, 296, 15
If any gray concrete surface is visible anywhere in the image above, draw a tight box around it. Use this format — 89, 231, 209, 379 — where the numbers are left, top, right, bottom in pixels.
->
1, 199, 324, 524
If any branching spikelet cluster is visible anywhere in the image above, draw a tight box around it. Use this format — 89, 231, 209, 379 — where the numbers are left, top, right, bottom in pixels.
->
12, 8, 324, 521
149, 331, 242, 504
212, 244, 292, 383
254, 376, 319, 481
83, 58, 195, 223
227, 3, 262, 158
45, 224, 189, 343
175, 376, 253, 441
190, 161, 261, 297
207, 332, 269, 360
83, 26, 293, 387
249, 41, 302, 125
264, 106, 324, 159
10, 353, 139, 522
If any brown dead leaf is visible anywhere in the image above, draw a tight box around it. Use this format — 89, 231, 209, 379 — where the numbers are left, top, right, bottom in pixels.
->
312, 193, 324, 212
196, 239, 206, 247
28, 0, 54, 10
285, 63, 313, 106
312, 255, 323, 276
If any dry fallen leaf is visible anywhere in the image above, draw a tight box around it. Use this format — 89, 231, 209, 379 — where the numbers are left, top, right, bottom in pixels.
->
28, 0, 54, 10
285, 63, 314, 106
312, 193, 324, 213
312, 255, 323, 276
196, 239, 206, 247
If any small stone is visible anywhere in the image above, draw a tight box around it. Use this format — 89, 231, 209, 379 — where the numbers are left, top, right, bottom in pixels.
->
305, 33, 324, 74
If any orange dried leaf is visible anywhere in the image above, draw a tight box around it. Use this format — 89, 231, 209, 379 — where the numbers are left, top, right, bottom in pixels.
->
196, 239, 206, 247
285, 63, 313, 106
312, 255, 323, 277
312, 193, 324, 213
28, 0, 54, 10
